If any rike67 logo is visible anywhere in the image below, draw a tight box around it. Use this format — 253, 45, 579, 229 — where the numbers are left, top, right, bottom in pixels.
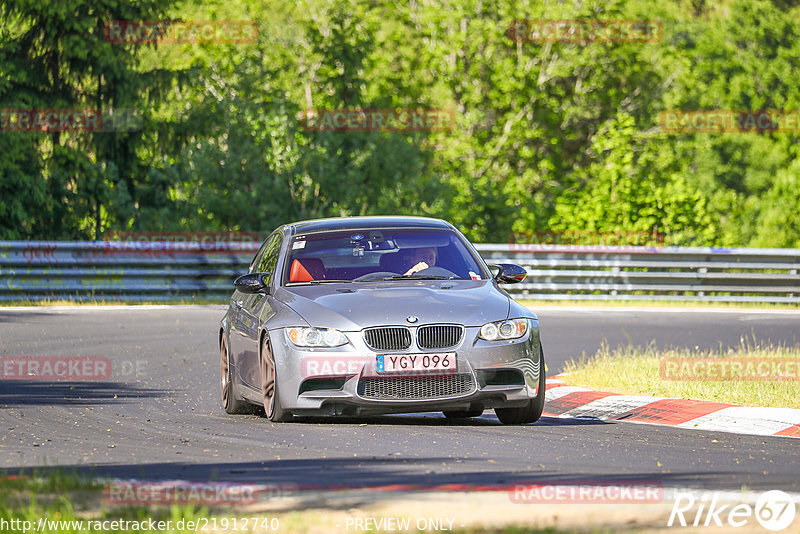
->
668, 490, 797, 531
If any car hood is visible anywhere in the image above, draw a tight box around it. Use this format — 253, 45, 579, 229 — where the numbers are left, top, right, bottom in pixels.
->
276, 280, 511, 330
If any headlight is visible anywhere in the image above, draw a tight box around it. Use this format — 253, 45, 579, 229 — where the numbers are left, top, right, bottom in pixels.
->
286, 327, 348, 347
478, 319, 528, 341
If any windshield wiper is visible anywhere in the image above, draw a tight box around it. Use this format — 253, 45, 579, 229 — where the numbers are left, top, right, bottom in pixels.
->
382, 275, 450, 281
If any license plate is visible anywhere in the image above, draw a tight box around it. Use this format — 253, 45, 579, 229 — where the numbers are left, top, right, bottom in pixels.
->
376, 353, 456, 374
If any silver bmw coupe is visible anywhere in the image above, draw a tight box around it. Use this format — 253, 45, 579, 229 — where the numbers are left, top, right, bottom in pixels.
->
219, 216, 545, 424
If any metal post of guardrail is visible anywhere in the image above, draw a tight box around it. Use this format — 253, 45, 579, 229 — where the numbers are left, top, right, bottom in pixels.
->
1, 241, 799, 303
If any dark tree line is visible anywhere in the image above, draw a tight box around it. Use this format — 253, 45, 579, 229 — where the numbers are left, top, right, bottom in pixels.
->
1, 0, 799, 247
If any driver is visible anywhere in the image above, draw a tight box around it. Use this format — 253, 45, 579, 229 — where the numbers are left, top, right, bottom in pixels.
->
404, 247, 437, 276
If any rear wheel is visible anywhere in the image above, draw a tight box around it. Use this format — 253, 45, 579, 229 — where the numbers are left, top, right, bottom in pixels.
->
495, 346, 546, 425
220, 336, 249, 414
443, 407, 484, 418
260, 334, 292, 422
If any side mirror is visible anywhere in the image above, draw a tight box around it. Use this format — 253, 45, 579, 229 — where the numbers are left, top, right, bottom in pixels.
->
491, 263, 526, 284
234, 272, 271, 294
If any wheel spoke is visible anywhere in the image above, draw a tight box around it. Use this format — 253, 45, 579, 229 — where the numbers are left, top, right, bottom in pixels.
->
262, 338, 276, 417
220, 342, 230, 408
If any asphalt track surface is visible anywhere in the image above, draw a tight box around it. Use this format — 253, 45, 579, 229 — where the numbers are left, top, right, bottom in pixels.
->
0, 305, 799, 492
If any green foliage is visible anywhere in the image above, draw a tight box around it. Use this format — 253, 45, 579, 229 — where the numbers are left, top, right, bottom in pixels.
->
1, 0, 800, 246
0, 0, 177, 239
0, 134, 46, 239
752, 159, 800, 247
549, 112, 714, 246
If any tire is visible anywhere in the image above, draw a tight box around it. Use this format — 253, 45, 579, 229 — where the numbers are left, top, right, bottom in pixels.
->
443, 407, 484, 418
495, 346, 546, 425
260, 334, 292, 422
220, 336, 249, 414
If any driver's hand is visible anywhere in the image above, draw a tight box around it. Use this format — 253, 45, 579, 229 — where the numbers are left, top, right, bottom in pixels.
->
404, 261, 429, 276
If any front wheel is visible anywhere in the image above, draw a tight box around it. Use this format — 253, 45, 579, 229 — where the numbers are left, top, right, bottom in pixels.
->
260, 334, 292, 422
495, 346, 546, 425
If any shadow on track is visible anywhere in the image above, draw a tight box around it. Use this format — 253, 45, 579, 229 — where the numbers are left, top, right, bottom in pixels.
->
279, 413, 612, 428
0, 380, 171, 406
0, 311, 55, 323
0, 458, 720, 495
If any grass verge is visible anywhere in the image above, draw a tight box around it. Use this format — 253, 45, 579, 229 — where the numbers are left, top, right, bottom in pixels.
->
0, 473, 608, 533
0, 473, 210, 533
562, 341, 800, 408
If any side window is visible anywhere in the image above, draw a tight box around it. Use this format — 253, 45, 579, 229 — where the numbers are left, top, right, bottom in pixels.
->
248, 239, 271, 274
257, 232, 283, 285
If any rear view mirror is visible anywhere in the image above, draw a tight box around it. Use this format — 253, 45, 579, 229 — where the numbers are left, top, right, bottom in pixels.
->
491, 263, 526, 284
234, 272, 271, 294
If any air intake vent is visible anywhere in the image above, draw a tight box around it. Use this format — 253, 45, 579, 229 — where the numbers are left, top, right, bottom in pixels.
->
417, 324, 464, 349
364, 327, 412, 351
359, 374, 475, 400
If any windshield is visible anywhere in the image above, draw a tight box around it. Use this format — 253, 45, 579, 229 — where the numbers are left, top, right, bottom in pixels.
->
283, 228, 487, 284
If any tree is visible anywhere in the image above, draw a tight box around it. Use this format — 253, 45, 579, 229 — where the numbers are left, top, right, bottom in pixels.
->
0, 0, 176, 239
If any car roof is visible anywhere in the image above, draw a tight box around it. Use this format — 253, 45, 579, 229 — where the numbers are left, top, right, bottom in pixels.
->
286, 216, 453, 235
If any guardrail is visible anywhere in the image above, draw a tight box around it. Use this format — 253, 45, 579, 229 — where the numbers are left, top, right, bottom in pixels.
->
1, 241, 799, 303
0, 241, 259, 302
476, 244, 800, 303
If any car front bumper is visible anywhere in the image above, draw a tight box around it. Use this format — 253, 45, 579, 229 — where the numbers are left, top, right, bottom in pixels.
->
268, 324, 543, 416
